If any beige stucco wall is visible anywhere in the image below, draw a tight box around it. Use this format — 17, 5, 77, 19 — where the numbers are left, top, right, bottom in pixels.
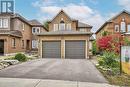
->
38, 35, 90, 59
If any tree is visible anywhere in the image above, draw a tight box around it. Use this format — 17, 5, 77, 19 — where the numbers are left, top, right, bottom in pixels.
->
92, 40, 98, 55
43, 21, 49, 30
102, 31, 109, 36
97, 34, 124, 54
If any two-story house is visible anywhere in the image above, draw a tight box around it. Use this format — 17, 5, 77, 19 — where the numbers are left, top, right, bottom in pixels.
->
96, 10, 130, 39
37, 10, 93, 59
0, 13, 47, 55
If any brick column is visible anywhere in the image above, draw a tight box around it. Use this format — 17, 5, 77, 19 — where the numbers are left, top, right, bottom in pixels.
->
61, 39, 65, 59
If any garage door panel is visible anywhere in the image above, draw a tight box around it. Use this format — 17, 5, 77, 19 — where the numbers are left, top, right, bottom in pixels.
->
65, 41, 85, 59
42, 41, 61, 58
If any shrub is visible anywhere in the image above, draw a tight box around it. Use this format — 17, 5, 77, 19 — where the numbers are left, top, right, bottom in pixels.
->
92, 41, 98, 55
14, 53, 27, 62
98, 51, 119, 69
97, 34, 124, 54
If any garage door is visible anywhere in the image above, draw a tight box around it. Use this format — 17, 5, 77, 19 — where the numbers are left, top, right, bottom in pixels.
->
42, 41, 61, 58
65, 41, 85, 59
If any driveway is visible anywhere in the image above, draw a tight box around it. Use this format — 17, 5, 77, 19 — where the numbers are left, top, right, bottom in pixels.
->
0, 59, 107, 83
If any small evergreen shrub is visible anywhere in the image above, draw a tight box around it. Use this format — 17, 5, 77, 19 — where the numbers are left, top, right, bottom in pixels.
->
14, 53, 27, 62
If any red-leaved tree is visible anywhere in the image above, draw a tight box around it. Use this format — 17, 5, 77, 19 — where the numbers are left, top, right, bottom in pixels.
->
97, 33, 124, 54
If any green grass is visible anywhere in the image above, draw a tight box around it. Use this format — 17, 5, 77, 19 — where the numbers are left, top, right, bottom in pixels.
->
98, 67, 130, 86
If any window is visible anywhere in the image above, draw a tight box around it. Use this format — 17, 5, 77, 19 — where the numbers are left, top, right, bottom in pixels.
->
115, 25, 119, 32
121, 21, 126, 32
3, 19, 8, 28
59, 21, 65, 31
0, 18, 9, 28
54, 24, 58, 31
37, 28, 40, 33
22, 22, 25, 30
22, 40, 24, 48
128, 25, 130, 32
32, 27, 40, 33
66, 23, 71, 30
32, 40, 38, 48
79, 28, 86, 32
12, 38, 16, 48
0, 19, 2, 28
32, 27, 36, 33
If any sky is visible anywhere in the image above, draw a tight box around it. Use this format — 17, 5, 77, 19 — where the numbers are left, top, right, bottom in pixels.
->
14, 0, 130, 32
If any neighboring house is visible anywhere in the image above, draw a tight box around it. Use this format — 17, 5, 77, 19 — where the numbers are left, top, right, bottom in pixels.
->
96, 10, 130, 39
37, 10, 93, 59
0, 13, 46, 55
29, 20, 48, 51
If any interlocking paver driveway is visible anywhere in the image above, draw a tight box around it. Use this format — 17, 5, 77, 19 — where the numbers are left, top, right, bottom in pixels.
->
0, 59, 107, 83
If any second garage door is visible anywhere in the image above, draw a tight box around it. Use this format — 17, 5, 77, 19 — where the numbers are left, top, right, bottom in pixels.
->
42, 41, 61, 58
65, 41, 85, 59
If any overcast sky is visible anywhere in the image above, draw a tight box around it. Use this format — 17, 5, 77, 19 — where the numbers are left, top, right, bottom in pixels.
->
15, 0, 130, 32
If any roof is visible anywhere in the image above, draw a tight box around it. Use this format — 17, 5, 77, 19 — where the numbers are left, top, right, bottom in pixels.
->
36, 31, 92, 36
78, 22, 92, 28
29, 20, 43, 26
0, 30, 22, 37
48, 10, 77, 23
95, 10, 130, 34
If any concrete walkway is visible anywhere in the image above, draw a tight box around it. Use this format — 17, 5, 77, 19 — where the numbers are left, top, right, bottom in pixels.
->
0, 78, 118, 87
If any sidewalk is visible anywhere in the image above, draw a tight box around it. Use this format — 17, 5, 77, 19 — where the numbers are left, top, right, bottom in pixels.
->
0, 78, 118, 87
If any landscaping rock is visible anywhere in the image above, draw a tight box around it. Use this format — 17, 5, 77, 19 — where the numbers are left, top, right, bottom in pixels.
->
2, 60, 19, 65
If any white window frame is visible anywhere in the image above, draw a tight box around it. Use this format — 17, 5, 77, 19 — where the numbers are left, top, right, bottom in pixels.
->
59, 23, 65, 31
121, 22, 126, 32
22, 22, 25, 30
32, 27, 40, 33
115, 25, 119, 32
79, 28, 86, 32
3, 18, 8, 28
32, 40, 38, 48
128, 25, 130, 32
66, 23, 71, 30
54, 24, 58, 31
0, 19, 2, 28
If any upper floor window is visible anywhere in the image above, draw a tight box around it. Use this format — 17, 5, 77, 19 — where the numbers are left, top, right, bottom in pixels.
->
121, 22, 126, 32
128, 25, 130, 32
32, 27, 40, 33
22, 22, 25, 30
0, 18, 9, 28
54, 24, 58, 31
59, 21, 65, 31
66, 23, 71, 30
115, 25, 119, 32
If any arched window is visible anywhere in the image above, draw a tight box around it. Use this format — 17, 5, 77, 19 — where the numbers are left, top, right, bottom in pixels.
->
59, 20, 65, 30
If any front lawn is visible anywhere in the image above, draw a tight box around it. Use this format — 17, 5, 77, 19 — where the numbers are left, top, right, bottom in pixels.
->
97, 67, 130, 86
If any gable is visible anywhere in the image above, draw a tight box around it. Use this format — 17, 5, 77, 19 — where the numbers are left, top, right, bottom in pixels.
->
111, 12, 130, 23
51, 10, 72, 23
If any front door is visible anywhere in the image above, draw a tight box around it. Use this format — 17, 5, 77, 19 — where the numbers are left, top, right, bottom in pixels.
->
0, 40, 4, 55
26, 40, 30, 50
